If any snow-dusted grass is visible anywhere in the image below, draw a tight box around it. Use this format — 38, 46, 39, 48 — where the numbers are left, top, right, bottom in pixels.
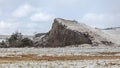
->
0, 47, 120, 57
0, 59, 120, 68
0, 47, 120, 68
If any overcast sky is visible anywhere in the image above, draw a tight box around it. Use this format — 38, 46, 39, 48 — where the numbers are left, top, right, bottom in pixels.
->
0, 0, 120, 35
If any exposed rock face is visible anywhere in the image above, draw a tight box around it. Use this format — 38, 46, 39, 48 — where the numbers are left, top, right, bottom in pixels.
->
35, 18, 114, 47
42, 20, 92, 47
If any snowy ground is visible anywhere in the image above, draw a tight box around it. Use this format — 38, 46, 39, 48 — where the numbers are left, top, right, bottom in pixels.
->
0, 47, 120, 57
0, 59, 120, 68
0, 47, 120, 68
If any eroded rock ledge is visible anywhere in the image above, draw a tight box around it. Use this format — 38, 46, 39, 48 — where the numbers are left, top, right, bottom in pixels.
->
35, 18, 114, 47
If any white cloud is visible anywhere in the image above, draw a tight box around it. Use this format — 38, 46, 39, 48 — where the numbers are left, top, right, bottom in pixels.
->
82, 13, 103, 21
30, 12, 54, 22
0, 21, 12, 29
0, 20, 20, 34
49, 0, 88, 9
0, 20, 35, 35
12, 3, 34, 18
82, 13, 119, 22
81, 13, 120, 28
0, 10, 2, 16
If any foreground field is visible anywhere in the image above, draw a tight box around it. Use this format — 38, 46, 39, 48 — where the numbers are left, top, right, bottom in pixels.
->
0, 47, 120, 68
0, 60, 120, 68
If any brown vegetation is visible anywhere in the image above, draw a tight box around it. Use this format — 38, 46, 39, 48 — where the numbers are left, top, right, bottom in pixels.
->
0, 54, 120, 63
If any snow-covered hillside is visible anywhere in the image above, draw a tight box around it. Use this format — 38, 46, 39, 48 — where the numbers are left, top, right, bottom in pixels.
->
103, 27, 120, 45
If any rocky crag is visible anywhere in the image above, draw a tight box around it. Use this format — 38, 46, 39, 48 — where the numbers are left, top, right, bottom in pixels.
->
35, 18, 115, 47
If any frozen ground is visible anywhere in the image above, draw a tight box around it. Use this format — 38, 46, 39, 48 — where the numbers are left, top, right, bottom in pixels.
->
0, 59, 120, 68
0, 47, 120, 57
0, 47, 120, 68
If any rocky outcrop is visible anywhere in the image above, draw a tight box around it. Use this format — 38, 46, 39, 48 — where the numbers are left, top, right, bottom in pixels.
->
35, 18, 114, 47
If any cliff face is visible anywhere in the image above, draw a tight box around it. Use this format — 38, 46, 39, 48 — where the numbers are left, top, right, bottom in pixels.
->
42, 19, 92, 47
35, 18, 114, 47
